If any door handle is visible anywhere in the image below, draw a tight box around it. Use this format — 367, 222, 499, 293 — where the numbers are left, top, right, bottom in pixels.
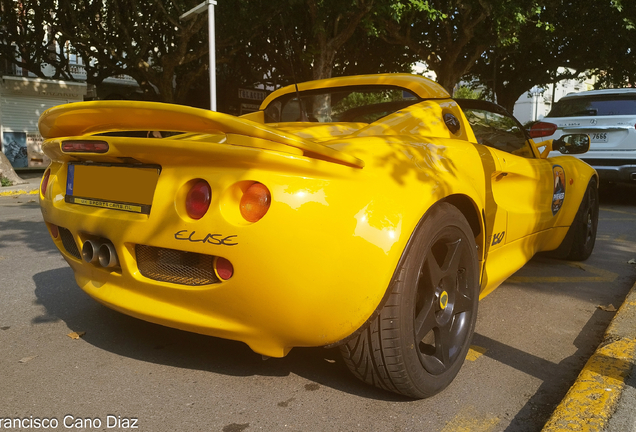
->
495, 172, 509, 180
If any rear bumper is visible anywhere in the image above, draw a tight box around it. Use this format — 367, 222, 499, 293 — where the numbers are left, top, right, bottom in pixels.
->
38, 160, 409, 357
580, 159, 636, 183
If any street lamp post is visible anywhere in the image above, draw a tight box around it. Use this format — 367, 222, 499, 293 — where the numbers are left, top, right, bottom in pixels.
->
180, 0, 217, 111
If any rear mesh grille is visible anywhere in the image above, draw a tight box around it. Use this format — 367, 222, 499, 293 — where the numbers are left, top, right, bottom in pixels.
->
59, 227, 81, 259
136, 245, 220, 286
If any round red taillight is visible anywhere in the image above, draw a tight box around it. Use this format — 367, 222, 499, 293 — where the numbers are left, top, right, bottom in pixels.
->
240, 183, 271, 223
216, 257, 234, 280
529, 121, 558, 138
41, 170, 51, 196
185, 180, 211, 220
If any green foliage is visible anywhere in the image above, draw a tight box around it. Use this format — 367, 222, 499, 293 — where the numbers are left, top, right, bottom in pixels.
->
453, 86, 483, 100
1, 0, 635, 112
1, 177, 12, 187
332, 89, 405, 115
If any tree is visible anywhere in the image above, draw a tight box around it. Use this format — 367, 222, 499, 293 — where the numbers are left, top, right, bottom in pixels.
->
378, 0, 548, 94
0, 152, 25, 186
53, 0, 216, 103
0, 0, 75, 79
468, 0, 635, 112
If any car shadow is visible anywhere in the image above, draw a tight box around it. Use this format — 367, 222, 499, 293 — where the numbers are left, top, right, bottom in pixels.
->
32, 267, 409, 402
599, 182, 636, 206
0, 216, 59, 255
472, 307, 619, 432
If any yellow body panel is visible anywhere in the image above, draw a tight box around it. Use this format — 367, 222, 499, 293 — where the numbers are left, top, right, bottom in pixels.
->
38, 73, 596, 357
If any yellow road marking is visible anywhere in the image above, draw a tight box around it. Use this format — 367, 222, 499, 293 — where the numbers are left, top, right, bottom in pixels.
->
466, 345, 487, 361
441, 406, 500, 432
541, 338, 636, 432
509, 262, 618, 284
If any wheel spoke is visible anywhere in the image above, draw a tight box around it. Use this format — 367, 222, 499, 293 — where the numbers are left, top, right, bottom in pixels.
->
453, 291, 473, 315
420, 350, 445, 375
414, 298, 437, 342
435, 324, 452, 367
440, 239, 462, 276
423, 252, 443, 286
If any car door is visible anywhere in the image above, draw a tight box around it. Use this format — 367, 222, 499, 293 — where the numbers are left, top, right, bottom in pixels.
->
457, 100, 556, 246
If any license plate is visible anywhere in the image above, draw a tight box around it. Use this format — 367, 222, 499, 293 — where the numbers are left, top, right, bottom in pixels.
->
591, 132, 608, 143
65, 164, 160, 214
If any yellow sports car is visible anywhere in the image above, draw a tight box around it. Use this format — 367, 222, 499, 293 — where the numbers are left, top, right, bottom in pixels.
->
38, 74, 597, 398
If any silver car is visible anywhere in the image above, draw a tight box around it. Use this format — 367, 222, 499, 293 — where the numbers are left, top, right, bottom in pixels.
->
530, 88, 636, 183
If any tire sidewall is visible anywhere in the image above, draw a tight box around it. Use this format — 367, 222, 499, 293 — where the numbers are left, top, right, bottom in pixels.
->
394, 203, 480, 397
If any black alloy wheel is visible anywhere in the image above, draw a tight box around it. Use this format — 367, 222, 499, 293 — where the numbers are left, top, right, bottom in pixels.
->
340, 203, 480, 398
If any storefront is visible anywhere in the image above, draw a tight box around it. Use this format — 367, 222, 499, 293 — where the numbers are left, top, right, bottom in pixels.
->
0, 76, 87, 170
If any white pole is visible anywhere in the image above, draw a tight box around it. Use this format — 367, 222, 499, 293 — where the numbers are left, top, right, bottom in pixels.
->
208, 0, 217, 111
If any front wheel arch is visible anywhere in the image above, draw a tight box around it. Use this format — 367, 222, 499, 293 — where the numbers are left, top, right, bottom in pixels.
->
339, 202, 480, 398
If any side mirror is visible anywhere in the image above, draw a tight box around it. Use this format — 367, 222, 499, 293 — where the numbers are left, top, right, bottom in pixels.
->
552, 134, 590, 155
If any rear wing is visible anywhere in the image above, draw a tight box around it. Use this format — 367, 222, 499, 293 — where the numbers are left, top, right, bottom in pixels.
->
38, 101, 364, 169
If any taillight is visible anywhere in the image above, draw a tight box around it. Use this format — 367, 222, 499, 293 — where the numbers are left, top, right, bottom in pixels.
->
41, 169, 51, 196
240, 183, 271, 223
61, 140, 109, 153
529, 121, 558, 138
216, 257, 234, 280
185, 180, 211, 220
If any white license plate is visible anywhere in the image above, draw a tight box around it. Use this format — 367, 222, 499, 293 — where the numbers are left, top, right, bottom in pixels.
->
591, 132, 608, 143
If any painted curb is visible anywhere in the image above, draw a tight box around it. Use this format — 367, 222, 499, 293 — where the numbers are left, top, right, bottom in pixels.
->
0, 188, 39, 197
542, 281, 636, 432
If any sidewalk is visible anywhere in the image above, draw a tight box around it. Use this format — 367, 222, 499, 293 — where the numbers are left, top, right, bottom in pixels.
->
0, 172, 42, 196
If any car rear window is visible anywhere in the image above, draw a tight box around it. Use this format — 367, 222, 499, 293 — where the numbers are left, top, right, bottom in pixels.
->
263, 85, 420, 123
547, 94, 636, 117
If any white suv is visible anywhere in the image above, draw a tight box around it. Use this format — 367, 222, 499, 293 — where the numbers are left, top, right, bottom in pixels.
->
529, 88, 636, 183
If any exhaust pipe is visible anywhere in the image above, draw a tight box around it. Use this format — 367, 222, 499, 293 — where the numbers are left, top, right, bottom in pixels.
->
98, 242, 119, 268
82, 240, 100, 264
631, 173, 636, 181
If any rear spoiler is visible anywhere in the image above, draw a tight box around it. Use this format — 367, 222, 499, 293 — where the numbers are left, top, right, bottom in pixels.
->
38, 101, 364, 169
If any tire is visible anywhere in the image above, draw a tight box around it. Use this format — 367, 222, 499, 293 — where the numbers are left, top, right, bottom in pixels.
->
340, 203, 479, 398
564, 178, 599, 261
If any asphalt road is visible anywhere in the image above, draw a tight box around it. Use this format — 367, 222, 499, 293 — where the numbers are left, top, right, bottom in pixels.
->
1, 185, 635, 432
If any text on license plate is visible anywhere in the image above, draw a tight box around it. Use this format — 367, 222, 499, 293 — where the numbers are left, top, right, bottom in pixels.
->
66, 164, 160, 214
591, 132, 608, 143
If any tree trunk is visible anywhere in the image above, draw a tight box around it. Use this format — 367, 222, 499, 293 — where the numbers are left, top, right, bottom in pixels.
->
312, 49, 336, 81
0, 152, 27, 186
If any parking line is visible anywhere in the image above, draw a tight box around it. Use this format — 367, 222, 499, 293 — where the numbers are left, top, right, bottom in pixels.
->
509, 262, 618, 284
466, 345, 487, 361
440, 406, 500, 432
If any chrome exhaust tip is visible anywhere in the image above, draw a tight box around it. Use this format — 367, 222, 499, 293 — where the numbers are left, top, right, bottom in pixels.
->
81, 240, 100, 264
98, 242, 119, 268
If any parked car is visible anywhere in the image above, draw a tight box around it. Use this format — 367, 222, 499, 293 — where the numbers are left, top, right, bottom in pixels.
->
529, 88, 636, 184
38, 73, 597, 398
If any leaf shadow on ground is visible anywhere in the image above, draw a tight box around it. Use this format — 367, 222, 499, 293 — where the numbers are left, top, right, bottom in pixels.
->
32, 267, 409, 403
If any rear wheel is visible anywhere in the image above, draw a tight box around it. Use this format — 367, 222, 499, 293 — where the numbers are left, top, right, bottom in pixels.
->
340, 203, 479, 398
566, 178, 599, 260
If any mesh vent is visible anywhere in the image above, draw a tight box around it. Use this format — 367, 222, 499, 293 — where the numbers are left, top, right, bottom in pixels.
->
59, 227, 81, 259
136, 245, 220, 286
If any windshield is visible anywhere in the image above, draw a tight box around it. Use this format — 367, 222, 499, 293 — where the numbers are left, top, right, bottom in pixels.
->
263, 85, 421, 123
547, 94, 636, 117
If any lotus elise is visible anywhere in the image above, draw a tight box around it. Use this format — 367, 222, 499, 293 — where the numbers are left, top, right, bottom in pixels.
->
38, 74, 598, 398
